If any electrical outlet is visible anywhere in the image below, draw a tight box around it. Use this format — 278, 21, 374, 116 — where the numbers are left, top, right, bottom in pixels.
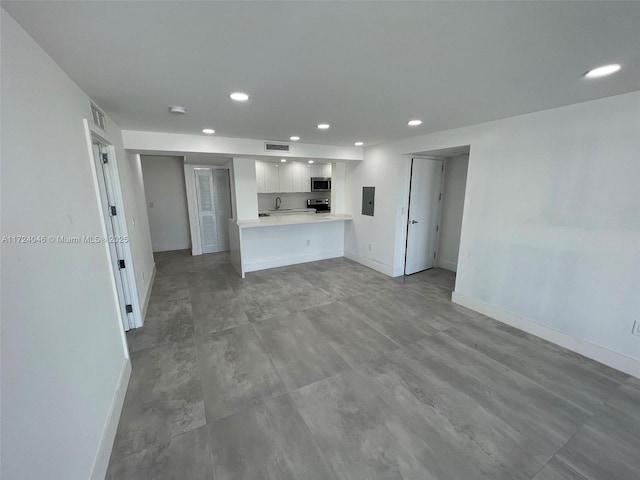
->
306, 239, 310, 246
632, 320, 640, 336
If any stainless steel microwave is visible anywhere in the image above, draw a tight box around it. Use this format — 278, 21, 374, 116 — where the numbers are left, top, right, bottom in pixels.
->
311, 177, 331, 192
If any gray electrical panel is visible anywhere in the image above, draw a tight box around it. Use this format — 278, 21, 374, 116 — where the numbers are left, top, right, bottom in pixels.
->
362, 186, 375, 216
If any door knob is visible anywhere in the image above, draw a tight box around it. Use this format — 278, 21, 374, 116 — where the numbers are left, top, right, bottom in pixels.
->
410, 220, 419, 224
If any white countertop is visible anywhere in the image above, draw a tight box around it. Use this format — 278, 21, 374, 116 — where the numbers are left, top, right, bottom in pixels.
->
258, 208, 316, 216
238, 214, 352, 228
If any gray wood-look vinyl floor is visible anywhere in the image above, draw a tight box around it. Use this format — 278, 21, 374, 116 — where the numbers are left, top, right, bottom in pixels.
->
107, 250, 639, 480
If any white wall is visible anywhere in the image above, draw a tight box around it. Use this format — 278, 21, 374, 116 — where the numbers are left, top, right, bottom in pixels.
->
123, 130, 364, 161
437, 155, 469, 272
232, 158, 259, 221
346, 91, 640, 375
1, 11, 130, 479
141, 155, 191, 252
344, 151, 405, 276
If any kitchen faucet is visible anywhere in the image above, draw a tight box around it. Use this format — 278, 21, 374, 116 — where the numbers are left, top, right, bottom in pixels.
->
275, 196, 282, 210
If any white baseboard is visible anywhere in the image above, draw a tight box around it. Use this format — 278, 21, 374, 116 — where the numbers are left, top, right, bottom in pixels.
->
344, 252, 394, 277
437, 259, 457, 272
243, 249, 343, 273
452, 292, 640, 378
152, 244, 192, 253
392, 266, 405, 277
140, 263, 156, 326
89, 358, 132, 480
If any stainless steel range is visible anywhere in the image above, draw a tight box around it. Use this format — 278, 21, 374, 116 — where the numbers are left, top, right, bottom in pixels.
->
307, 198, 330, 213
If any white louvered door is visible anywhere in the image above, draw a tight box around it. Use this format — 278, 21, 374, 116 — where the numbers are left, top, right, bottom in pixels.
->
211, 169, 231, 251
195, 168, 218, 254
194, 168, 232, 254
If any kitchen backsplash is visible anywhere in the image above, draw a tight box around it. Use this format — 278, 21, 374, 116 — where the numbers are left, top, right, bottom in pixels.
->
258, 192, 328, 211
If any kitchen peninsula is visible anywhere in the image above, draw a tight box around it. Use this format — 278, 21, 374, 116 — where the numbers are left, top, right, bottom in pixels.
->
226, 158, 351, 277
229, 213, 352, 277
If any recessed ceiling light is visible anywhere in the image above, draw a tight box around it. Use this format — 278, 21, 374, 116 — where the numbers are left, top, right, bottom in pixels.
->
408, 119, 422, 126
308, 160, 314, 164
354, 142, 364, 146
202, 128, 215, 134
280, 159, 287, 163
290, 136, 300, 141
169, 106, 186, 115
317, 124, 330, 130
229, 92, 249, 101
584, 64, 621, 79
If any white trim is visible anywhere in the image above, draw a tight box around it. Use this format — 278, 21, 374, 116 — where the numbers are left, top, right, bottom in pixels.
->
85, 119, 143, 330
404, 157, 445, 275
89, 358, 131, 480
183, 162, 202, 256
243, 250, 343, 273
83, 120, 131, 351
344, 252, 395, 277
140, 263, 157, 324
452, 292, 640, 378
437, 259, 458, 272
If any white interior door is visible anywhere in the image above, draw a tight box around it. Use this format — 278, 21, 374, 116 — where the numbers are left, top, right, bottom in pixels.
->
405, 157, 443, 275
195, 168, 218, 254
211, 169, 232, 251
92, 141, 136, 330
195, 168, 232, 254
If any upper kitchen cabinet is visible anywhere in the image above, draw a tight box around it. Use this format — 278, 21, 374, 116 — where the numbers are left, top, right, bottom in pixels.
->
264, 162, 280, 193
292, 163, 311, 193
310, 164, 332, 178
278, 164, 294, 193
254, 160, 324, 193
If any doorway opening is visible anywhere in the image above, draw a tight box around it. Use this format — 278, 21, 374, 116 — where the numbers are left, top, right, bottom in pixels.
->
193, 167, 232, 254
139, 154, 234, 256
404, 146, 470, 276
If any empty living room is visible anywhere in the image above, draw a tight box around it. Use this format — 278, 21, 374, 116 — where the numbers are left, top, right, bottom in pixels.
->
1, 2, 639, 479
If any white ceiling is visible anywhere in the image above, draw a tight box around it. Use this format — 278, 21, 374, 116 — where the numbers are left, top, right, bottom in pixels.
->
4, 1, 640, 147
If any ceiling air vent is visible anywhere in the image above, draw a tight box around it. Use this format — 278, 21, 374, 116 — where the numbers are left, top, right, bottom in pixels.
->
90, 102, 106, 131
265, 142, 290, 152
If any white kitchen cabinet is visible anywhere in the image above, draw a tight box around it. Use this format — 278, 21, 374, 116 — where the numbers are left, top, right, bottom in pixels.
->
264, 162, 280, 193
278, 164, 294, 193
255, 161, 265, 193
310, 165, 322, 177
310, 164, 332, 178
291, 163, 311, 192
255, 160, 316, 193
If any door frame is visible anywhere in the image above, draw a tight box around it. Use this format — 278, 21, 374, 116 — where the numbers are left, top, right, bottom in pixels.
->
194, 167, 219, 254
404, 156, 446, 275
184, 164, 232, 256
83, 119, 142, 331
